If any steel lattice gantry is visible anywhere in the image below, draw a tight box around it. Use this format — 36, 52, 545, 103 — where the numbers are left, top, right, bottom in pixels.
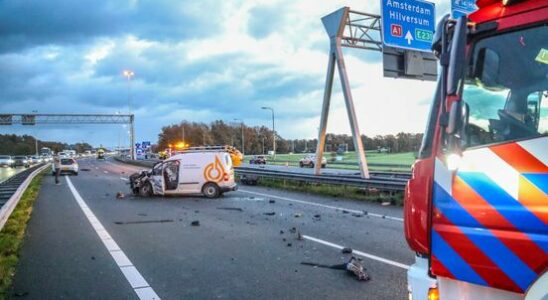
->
0, 113, 136, 159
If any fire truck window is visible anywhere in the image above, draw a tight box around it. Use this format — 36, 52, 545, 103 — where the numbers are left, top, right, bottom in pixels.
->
536, 91, 548, 134
463, 25, 547, 148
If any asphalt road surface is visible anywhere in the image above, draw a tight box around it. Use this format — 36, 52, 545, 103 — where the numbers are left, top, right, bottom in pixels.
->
12, 157, 412, 300
0, 166, 25, 183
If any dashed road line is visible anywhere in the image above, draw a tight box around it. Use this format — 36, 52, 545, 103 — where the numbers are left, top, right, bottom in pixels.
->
302, 234, 409, 270
238, 189, 403, 222
65, 176, 160, 300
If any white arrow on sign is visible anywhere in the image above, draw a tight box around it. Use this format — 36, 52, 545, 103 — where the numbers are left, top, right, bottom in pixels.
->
405, 30, 414, 45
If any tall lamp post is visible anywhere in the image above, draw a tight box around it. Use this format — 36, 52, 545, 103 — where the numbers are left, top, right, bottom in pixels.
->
123, 70, 135, 159
261, 107, 275, 158
233, 119, 245, 156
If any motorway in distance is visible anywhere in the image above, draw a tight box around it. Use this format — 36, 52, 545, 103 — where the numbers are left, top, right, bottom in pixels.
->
0, 167, 25, 183
11, 157, 411, 299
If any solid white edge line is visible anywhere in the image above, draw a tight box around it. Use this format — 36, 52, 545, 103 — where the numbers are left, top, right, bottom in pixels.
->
65, 176, 161, 300
238, 189, 404, 222
302, 235, 409, 270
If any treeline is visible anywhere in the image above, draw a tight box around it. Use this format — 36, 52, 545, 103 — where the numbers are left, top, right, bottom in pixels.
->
156, 121, 423, 154
0, 134, 92, 155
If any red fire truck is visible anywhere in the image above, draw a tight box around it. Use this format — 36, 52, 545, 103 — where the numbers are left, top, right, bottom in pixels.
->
405, 0, 547, 299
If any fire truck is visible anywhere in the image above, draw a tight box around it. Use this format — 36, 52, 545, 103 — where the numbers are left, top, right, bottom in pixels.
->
405, 0, 547, 299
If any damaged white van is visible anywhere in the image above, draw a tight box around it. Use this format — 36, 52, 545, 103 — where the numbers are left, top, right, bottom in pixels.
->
129, 146, 241, 198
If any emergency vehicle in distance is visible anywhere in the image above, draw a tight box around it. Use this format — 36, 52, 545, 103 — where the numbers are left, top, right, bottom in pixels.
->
405, 0, 547, 299
97, 149, 105, 159
129, 145, 242, 198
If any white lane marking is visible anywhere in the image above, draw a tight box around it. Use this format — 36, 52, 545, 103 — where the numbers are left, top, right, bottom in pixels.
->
65, 176, 160, 300
120, 177, 129, 181
238, 189, 403, 222
302, 235, 409, 270
104, 171, 109, 174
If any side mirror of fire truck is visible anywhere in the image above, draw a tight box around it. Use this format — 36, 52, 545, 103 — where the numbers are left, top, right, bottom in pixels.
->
446, 100, 467, 135
431, 14, 450, 59
447, 16, 467, 96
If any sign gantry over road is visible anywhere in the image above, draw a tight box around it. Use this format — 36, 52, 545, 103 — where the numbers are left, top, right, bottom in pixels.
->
381, 0, 436, 52
451, 0, 477, 18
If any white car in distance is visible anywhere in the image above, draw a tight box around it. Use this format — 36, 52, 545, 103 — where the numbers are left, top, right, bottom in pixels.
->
52, 158, 79, 175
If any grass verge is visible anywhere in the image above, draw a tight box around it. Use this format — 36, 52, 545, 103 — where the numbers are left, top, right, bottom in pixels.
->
243, 177, 404, 206
0, 170, 44, 300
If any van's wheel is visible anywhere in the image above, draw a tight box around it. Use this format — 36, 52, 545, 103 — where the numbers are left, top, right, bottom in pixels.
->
299, 162, 304, 168
310, 162, 314, 168
202, 183, 220, 198
139, 182, 153, 197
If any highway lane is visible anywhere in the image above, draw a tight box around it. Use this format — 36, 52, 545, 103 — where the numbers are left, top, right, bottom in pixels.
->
0, 166, 26, 183
13, 157, 412, 299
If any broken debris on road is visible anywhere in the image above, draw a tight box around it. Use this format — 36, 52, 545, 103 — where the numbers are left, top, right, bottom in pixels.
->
301, 257, 370, 281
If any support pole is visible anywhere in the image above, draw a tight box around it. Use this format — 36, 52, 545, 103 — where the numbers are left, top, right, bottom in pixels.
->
130, 114, 135, 160
334, 42, 370, 179
315, 52, 336, 175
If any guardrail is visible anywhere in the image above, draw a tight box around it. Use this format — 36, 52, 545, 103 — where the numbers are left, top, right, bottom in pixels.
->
236, 167, 407, 192
0, 164, 49, 231
262, 159, 412, 169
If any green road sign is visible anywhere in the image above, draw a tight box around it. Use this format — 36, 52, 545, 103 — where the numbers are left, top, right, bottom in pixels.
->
415, 29, 433, 42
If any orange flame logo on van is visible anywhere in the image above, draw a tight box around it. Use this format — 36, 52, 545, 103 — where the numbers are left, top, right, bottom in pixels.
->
204, 156, 225, 182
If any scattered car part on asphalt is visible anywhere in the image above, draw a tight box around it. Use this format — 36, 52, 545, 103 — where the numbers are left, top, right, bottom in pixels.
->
216, 207, 244, 212
301, 257, 370, 281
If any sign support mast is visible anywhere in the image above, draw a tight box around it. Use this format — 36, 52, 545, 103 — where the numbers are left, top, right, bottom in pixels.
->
316, 7, 381, 178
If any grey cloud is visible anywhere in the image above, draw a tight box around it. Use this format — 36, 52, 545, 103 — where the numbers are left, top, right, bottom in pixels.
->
0, 0, 222, 53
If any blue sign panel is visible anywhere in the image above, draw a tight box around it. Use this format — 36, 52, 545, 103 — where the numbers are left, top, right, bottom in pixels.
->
381, 0, 436, 52
451, 0, 476, 18
142, 141, 151, 148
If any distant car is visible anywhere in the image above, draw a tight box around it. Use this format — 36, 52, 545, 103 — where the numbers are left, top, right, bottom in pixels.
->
0, 155, 14, 168
31, 156, 44, 164
52, 158, 79, 175
12, 156, 30, 168
249, 155, 266, 165
299, 155, 326, 168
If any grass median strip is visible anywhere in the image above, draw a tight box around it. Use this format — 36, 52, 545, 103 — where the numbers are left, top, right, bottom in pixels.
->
0, 170, 44, 300
244, 177, 404, 206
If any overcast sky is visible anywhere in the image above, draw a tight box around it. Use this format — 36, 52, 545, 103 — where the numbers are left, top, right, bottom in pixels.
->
0, 0, 451, 148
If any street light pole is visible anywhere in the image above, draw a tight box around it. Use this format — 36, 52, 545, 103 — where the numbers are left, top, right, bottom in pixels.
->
233, 119, 244, 156
31, 110, 39, 155
123, 70, 135, 159
261, 107, 275, 158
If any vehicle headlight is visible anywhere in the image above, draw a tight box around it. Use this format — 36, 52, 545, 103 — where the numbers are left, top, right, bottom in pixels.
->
23, 160, 27, 163
8, 159, 13, 163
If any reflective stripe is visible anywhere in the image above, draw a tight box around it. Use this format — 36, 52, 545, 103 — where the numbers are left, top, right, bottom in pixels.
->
459, 172, 547, 234
517, 137, 548, 166
434, 183, 538, 291
522, 173, 548, 195
431, 230, 487, 286
459, 148, 520, 200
